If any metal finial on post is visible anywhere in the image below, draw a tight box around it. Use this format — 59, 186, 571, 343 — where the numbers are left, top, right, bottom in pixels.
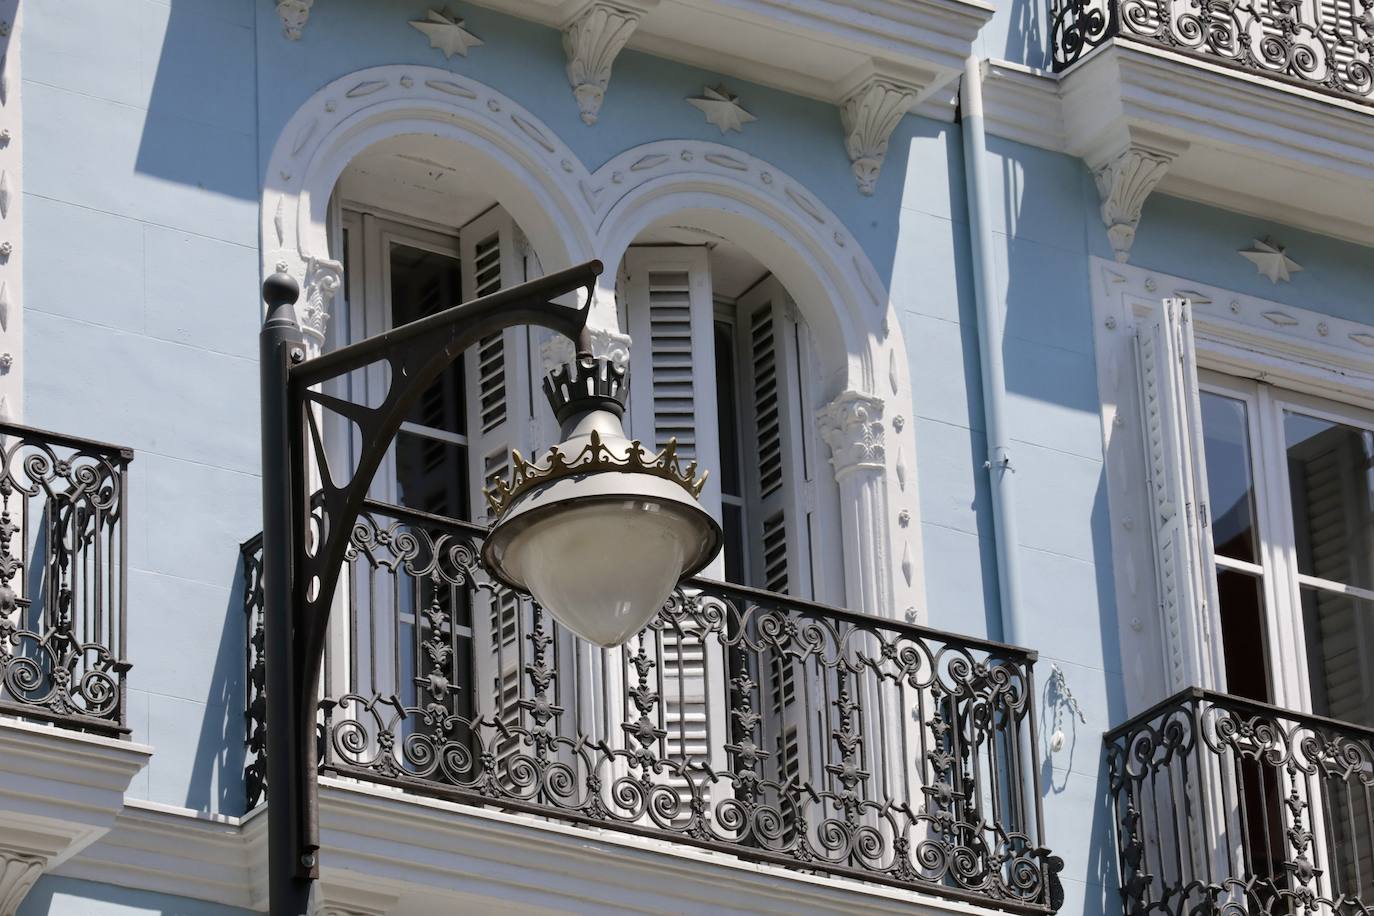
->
263, 272, 301, 311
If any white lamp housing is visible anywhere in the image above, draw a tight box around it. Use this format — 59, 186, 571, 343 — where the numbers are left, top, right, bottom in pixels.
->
483, 356, 721, 647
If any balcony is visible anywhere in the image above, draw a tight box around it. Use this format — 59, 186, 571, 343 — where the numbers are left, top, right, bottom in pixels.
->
243, 498, 1062, 912
1051, 0, 1374, 105
0, 422, 132, 735
1047, 0, 1374, 260
1106, 688, 1374, 913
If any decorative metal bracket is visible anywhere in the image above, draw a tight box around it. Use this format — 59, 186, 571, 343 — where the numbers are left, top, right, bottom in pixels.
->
258, 259, 602, 914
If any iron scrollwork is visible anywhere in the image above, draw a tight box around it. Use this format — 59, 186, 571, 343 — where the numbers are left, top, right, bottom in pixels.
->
1106, 689, 1374, 915
0, 423, 133, 733
244, 499, 1062, 912
1052, 0, 1374, 104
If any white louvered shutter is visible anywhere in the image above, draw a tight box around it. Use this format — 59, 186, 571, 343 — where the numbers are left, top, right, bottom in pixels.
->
459, 208, 534, 777
734, 277, 833, 800
737, 277, 818, 600
1135, 298, 1227, 694
622, 248, 727, 813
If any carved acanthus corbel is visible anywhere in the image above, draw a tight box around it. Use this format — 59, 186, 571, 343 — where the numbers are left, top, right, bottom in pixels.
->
840, 79, 917, 195
277, 0, 313, 40
562, 3, 646, 125
1092, 145, 1177, 263
0, 849, 44, 916
298, 256, 343, 350
818, 391, 886, 475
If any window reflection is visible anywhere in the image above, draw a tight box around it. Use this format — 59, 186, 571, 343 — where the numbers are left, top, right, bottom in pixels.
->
1200, 393, 1260, 563
1284, 410, 1374, 589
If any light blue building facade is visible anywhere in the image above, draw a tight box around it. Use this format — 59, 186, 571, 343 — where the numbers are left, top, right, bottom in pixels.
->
3, 0, 1373, 914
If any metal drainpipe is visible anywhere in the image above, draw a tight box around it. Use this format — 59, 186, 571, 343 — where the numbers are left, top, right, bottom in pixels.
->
959, 55, 1026, 648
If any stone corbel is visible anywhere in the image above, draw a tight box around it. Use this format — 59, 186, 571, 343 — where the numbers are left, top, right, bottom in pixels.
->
1091, 136, 1187, 262
562, 2, 656, 125
839, 78, 919, 196
298, 256, 344, 354
277, 0, 313, 40
0, 847, 44, 916
312, 881, 401, 916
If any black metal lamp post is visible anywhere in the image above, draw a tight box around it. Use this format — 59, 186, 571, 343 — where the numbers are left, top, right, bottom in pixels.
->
258, 260, 721, 914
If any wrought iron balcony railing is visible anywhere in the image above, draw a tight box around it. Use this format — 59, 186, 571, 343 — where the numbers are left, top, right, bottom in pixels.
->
243, 498, 1062, 911
0, 422, 132, 734
1051, 0, 1374, 104
1107, 688, 1374, 914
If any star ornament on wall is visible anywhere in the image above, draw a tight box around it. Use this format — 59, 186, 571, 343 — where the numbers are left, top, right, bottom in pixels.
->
1239, 237, 1303, 284
687, 85, 757, 134
410, 8, 484, 59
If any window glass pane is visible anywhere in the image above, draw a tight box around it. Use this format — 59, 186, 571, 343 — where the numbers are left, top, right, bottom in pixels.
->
395, 430, 469, 520
1200, 392, 1260, 563
1301, 584, 1374, 727
713, 320, 742, 499
1284, 410, 1374, 589
390, 242, 465, 433
1216, 569, 1270, 703
722, 503, 746, 586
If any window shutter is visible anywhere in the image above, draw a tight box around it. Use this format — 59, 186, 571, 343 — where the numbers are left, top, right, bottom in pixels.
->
624, 247, 723, 522
737, 277, 817, 600
1135, 298, 1227, 693
622, 247, 725, 810
458, 209, 534, 778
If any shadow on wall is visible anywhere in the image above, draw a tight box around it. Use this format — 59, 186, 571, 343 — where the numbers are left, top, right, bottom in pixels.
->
991, 138, 1127, 904
1004, 0, 1050, 70
184, 561, 249, 815
133, 0, 257, 202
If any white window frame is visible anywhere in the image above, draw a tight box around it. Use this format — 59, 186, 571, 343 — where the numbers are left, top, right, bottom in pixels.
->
1200, 370, 1374, 714
1088, 256, 1374, 712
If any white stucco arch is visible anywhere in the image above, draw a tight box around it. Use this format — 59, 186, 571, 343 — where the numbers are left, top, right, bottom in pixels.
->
260, 66, 925, 621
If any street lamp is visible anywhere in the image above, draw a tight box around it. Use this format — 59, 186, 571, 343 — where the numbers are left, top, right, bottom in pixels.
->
258, 259, 720, 915
483, 354, 721, 646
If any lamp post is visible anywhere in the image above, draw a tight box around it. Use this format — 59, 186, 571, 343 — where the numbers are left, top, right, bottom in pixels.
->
258, 259, 720, 914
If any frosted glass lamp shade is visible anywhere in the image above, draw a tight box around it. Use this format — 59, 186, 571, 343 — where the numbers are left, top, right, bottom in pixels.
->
484, 471, 721, 647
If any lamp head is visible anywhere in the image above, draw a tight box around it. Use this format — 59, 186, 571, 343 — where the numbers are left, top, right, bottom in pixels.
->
482, 355, 722, 647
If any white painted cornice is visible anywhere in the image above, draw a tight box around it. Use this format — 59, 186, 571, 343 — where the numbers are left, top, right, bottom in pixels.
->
48, 780, 1010, 913
1061, 40, 1374, 249
0, 717, 151, 913
466, 0, 992, 106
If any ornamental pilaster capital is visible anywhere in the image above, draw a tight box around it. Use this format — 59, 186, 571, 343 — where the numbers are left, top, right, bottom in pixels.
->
298, 256, 343, 351
839, 78, 918, 195
562, 2, 655, 125
541, 324, 632, 374
818, 391, 886, 476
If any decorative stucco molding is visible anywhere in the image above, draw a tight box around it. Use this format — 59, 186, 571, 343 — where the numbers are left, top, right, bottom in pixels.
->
562, 2, 648, 125
313, 881, 401, 916
299, 257, 344, 353
1238, 237, 1302, 284
1091, 144, 1178, 263
839, 79, 917, 195
0, 0, 18, 423
410, 8, 484, 59
0, 849, 43, 916
687, 85, 756, 134
541, 325, 632, 373
818, 391, 886, 476
277, 0, 313, 40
